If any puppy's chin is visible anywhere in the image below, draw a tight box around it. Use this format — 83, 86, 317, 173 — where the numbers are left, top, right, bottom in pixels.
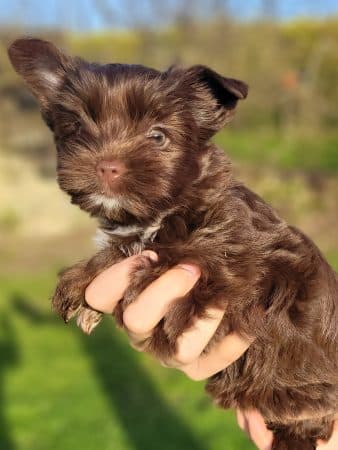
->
89, 193, 123, 212
73, 190, 173, 225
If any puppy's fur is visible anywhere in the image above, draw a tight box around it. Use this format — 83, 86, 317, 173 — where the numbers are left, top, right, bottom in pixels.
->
8, 38, 338, 450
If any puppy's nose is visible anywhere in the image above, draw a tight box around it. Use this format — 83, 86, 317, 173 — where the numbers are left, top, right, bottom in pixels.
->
96, 159, 126, 185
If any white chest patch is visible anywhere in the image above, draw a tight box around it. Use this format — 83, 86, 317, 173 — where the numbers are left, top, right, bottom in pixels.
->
93, 223, 161, 256
93, 228, 112, 250
111, 224, 144, 237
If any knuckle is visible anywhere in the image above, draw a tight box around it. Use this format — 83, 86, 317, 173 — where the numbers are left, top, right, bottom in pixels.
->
175, 348, 198, 366
123, 307, 149, 335
181, 368, 206, 381
84, 284, 111, 314
158, 358, 181, 368
187, 373, 206, 382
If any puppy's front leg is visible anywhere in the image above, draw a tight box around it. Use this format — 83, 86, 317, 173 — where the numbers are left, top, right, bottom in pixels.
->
52, 247, 124, 334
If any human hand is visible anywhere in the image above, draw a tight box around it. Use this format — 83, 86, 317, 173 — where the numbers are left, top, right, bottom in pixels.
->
317, 418, 338, 450
85, 250, 253, 379
85, 251, 336, 449
236, 409, 338, 450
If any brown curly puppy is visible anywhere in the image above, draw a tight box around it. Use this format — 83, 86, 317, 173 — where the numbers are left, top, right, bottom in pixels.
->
8, 38, 338, 450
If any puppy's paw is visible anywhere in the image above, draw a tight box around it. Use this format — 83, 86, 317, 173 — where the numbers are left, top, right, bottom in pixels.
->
52, 274, 82, 323
120, 258, 210, 362
123, 267, 202, 361
52, 263, 102, 333
76, 306, 102, 335
122, 261, 168, 309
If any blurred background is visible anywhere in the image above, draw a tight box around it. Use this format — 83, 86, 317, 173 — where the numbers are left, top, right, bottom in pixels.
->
0, 1, 338, 449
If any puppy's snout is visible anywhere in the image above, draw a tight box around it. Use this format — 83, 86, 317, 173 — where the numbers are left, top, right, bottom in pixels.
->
96, 159, 126, 185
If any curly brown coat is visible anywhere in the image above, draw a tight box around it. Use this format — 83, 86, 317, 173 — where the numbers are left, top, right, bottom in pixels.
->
8, 38, 338, 450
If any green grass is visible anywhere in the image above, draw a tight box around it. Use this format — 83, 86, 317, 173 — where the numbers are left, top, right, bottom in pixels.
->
215, 129, 338, 173
0, 272, 254, 450
2, 250, 337, 449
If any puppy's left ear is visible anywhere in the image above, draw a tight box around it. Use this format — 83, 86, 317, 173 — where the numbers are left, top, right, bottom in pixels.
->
8, 38, 73, 109
182, 65, 248, 137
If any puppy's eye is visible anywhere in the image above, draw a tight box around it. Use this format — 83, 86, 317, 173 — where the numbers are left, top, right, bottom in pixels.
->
74, 122, 82, 136
148, 129, 167, 147
60, 120, 82, 140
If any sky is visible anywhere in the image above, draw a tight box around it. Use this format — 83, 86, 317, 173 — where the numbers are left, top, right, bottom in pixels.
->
1, 0, 338, 31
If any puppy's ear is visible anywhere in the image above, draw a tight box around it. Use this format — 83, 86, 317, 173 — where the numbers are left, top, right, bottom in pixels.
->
8, 38, 72, 108
181, 65, 248, 137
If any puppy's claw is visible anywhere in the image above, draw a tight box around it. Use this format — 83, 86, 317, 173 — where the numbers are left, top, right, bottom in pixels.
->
58, 303, 81, 323
76, 307, 102, 335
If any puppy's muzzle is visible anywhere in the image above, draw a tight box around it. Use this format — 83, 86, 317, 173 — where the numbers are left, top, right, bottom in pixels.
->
96, 159, 126, 188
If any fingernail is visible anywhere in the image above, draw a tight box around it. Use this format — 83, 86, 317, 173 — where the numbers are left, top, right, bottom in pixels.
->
140, 250, 159, 262
177, 263, 201, 277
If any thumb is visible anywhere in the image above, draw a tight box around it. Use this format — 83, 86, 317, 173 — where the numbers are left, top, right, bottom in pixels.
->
85, 250, 158, 314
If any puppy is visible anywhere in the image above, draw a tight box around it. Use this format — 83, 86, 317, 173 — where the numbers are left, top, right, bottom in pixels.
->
8, 38, 337, 450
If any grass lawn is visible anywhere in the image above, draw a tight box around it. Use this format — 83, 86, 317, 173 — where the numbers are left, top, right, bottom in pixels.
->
0, 271, 255, 450
2, 249, 336, 449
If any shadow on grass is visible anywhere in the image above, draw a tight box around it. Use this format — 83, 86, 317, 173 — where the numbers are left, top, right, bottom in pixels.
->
11, 293, 57, 324
79, 318, 206, 450
12, 295, 205, 450
0, 313, 19, 450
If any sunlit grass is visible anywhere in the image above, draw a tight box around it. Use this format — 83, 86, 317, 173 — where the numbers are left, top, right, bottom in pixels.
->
1, 247, 337, 450
0, 272, 255, 450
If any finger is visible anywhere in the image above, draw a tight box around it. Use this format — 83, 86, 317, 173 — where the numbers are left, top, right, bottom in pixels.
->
173, 307, 224, 365
245, 410, 273, 450
180, 332, 254, 381
317, 419, 338, 449
126, 330, 151, 351
123, 263, 201, 336
236, 408, 246, 431
85, 250, 158, 314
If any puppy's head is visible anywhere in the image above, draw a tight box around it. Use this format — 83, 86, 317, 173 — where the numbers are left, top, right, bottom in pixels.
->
8, 38, 248, 224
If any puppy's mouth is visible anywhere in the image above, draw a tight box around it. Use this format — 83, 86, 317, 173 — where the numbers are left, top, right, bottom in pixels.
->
98, 182, 124, 197
90, 193, 123, 211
